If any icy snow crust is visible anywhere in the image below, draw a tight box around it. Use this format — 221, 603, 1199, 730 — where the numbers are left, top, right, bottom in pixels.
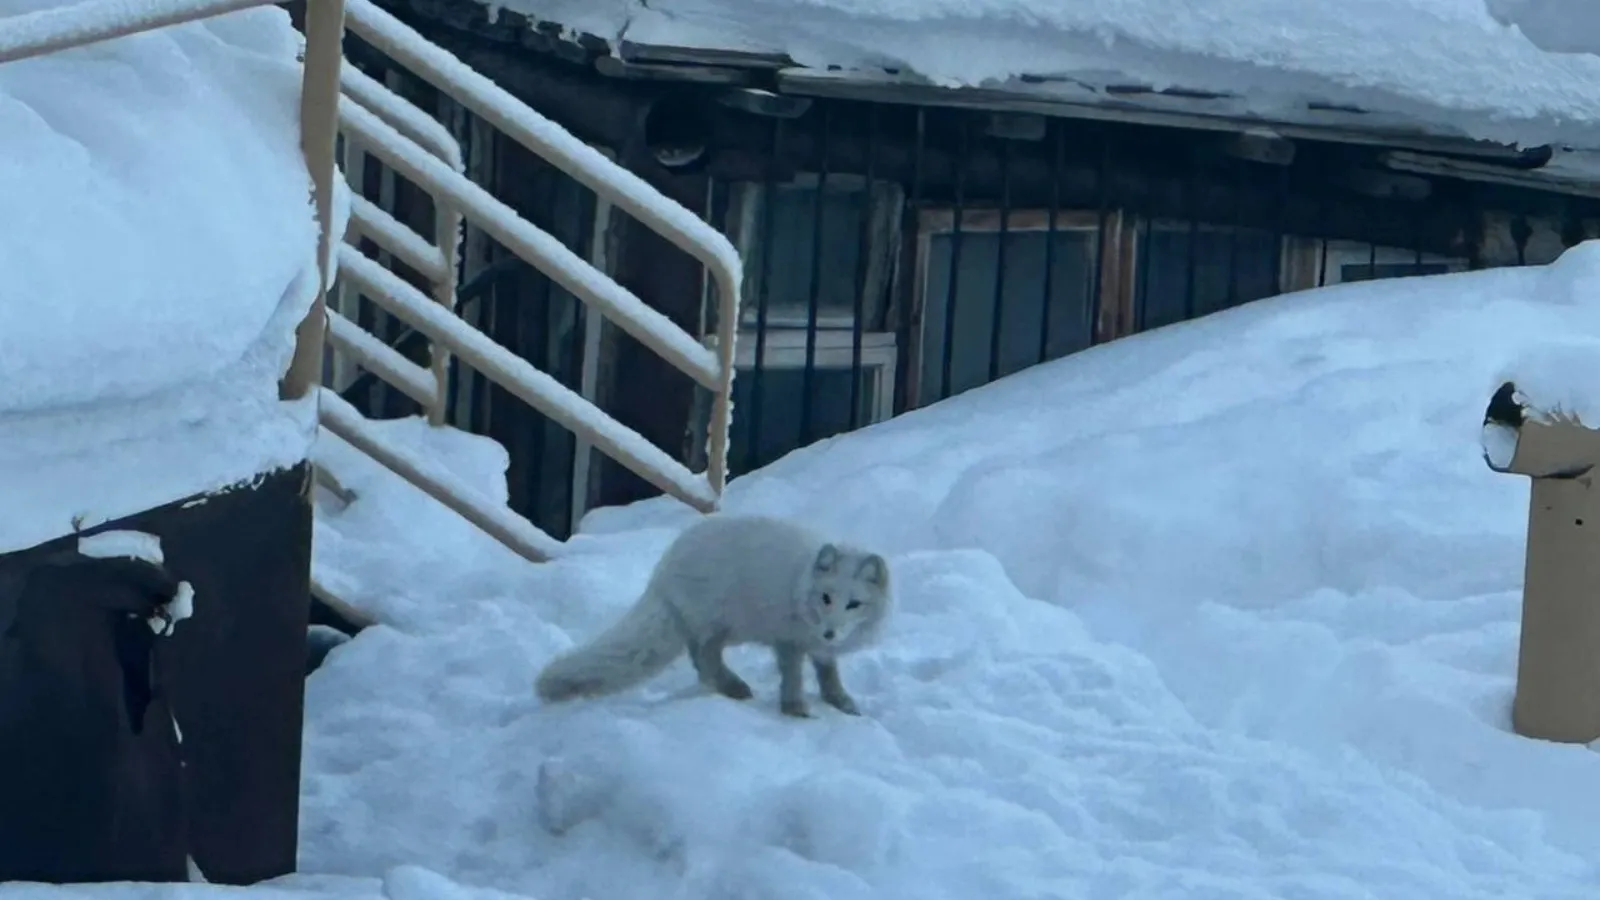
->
489, 0, 1600, 147
306, 243, 1600, 899
0, 7, 328, 553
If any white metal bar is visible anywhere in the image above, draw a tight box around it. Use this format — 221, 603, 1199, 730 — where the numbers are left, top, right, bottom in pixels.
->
319, 389, 561, 563
326, 308, 438, 408
343, 0, 739, 496
339, 63, 464, 171
337, 244, 720, 512
339, 98, 723, 392
310, 574, 379, 630
428, 199, 463, 426
347, 193, 450, 285
0, 0, 267, 63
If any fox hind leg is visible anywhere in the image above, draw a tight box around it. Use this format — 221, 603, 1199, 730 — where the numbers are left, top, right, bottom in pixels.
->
689, 629, 753, 701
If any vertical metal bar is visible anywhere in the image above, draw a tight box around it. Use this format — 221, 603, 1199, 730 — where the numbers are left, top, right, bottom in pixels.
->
848, 109, 877, 429
1366, 239, 1377, 281
282, 0, 348, 404
429, 203, 462, 427
938, 115, 969, 402
745, 118, 783, 473
896, 108, 925, 413
1183, 181, 1199, 321
1090, 132, 1110, 343
799, 107, 831, 447
1318, 237, 1330, 287
1135, 213, 1155, 332
523, 166, 562, 528
1226, 165, 1243, 308
1039, 121, 1062, 364
1270, 164, 1290, 294
987, 135, 1012, 383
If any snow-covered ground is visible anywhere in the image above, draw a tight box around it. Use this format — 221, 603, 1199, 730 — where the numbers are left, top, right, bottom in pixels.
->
0, 5, 336, 554
488, 0, 1600, 147
296, 243, 1600, 899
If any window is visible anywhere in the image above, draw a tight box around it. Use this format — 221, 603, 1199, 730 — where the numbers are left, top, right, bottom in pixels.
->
723, 330, 897, 475
1132, 221, 1284, 331
1315, 240, 1467, 286
700, 174, 904, 476
721, 174, 902, 330
915, 210, 1105, 406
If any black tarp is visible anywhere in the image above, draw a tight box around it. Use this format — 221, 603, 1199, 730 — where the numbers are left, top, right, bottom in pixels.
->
0, 461, 312, 884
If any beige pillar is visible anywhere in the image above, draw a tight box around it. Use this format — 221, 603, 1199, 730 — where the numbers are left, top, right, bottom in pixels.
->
1483, 381, 1600, 743
279, 0, 348, 403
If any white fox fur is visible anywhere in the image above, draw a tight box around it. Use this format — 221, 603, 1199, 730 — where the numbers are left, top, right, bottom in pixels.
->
534, 514, 892, 717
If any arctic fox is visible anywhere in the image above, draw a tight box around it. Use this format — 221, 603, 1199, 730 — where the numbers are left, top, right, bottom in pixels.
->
534, 514, 892, 718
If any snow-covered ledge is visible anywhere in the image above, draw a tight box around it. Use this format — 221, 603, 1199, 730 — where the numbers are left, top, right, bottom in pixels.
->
1481, 343, 1600, 745
0, 14, 349, 555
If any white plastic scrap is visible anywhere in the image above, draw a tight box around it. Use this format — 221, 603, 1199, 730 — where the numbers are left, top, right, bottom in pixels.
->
149, 581, 196, 637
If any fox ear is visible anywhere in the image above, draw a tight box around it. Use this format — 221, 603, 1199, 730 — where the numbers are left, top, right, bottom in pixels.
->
814, 544, 841, 573
854, 553, 888, 588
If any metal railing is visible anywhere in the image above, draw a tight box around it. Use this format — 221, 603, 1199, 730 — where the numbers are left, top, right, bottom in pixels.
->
322, 0, 742, 558
3, 0, 744, 577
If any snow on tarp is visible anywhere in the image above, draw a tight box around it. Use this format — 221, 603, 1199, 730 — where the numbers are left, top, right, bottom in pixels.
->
0, 5, 340, 554
489, 0, 1600, 146
306, 243, 1600, 897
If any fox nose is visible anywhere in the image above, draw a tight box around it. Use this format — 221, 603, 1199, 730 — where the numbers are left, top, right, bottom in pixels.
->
824, 629, 836, 641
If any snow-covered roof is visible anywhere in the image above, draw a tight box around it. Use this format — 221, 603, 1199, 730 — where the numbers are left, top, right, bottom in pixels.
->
0, 7, 331, 553
484, 0, 1600, 149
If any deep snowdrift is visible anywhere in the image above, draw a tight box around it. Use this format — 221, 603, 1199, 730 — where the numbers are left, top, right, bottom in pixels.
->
0, 6, 338, 553
307, 243, 1600, 898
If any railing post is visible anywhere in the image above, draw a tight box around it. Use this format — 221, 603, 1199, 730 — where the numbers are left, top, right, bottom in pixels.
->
429, 200, 463, 425
280, 0, 349, 403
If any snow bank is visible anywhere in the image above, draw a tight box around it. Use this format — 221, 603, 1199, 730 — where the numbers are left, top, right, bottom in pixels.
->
308, 242, 1600, 897
0, 7, 340, 553
490, 0, 1600, 146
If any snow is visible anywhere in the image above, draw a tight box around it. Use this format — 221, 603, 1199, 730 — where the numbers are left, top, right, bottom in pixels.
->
76, 529, 165, 565
0, 5, 343, 554
1486, 0, 1600, 56
294, 242, 1600, 899
488, 0, 1600, 147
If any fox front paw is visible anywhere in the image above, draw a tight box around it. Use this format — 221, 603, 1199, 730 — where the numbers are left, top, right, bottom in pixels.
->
717, 677, 754, 701
780, 698, 813, 719
822, 692, 861, 716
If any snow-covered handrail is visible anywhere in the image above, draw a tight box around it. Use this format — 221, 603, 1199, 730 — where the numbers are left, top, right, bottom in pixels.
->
341, 0, 742, 495
0, 0, 264, 63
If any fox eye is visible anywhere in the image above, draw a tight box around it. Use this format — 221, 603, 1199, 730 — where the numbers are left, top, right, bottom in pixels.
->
822, 593, 833, 606
846, 600, 862, 610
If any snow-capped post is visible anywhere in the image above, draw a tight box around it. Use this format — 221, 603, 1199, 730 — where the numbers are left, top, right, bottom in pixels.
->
1482, 371, 1600, 744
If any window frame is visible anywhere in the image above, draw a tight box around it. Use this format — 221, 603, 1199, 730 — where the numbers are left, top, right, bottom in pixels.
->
720, 172, 905, 332
691, 329, 899, 473
1315, 240, 1469, 286
911, 207, 1132, 408
1125, 218, 1298, 328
